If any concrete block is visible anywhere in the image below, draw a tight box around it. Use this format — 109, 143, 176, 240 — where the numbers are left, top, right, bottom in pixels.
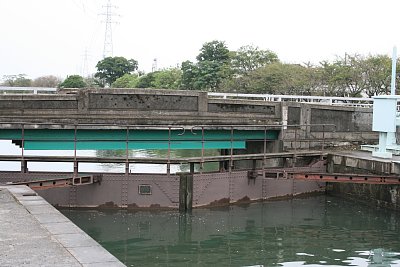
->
54, 233, 99, 248
34, 212, 71, 224
43, 221, 82, 235
68, 245, 121, 264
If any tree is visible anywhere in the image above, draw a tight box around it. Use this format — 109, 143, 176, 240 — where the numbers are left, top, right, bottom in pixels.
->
152, 68, 182, 89
2, 74, 32, 87
111, 74, 139, 88
363, 55, 393, 97
181, 40, 232, 91
196, 40, 232, 91
59, 75, 86, 88
95, 57, 138, 87
32, 75, 62, 87
231, 45, 279, 74
180, 60, 199, 90
136, 72, 156, 88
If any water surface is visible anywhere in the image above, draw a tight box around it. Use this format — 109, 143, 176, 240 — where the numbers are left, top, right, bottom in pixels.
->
62, 196, 400, 267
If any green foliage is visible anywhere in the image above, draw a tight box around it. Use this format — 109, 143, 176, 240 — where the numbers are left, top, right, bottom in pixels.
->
196, 40, 231, 63
133, 68, 182, 89
95, 57, 138, 86
152, 68, 182, 89
2, 74, 32, 87
84, 77, 103, 88
59, 75, 86, 88
318, 54, 397, 97
180, 61, 199, 90
231, 45, 279, 74
363, 55, 393, 97
32, 75, 61, 87
136, 73, 156, 88
181, 40, 232, 91
112, 74, 139, 88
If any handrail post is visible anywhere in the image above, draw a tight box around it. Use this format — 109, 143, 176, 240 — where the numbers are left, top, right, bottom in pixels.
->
167, 126, 171, 175
73, 124, 78, 177
125, 126, 130, 175
263, 126, 267, 174
20, 124, 26, 173
322, 124, 325, 151
200, 126, 204, 173
229, 126, 233, 173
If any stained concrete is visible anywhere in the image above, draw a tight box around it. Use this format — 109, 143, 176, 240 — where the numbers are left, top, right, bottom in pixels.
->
327, 150, 400, 210
0, 185, 125, 267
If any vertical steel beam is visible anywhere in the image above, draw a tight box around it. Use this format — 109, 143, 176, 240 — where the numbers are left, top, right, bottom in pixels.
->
167, 126, 171, 175
73, 124, 78, 177
20, 124, 26, 173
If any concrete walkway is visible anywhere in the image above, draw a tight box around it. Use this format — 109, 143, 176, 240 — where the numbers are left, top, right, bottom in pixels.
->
0, 185, 125, 267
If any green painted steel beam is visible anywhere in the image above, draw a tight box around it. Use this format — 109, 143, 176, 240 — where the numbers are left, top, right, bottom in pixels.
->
0, 129, 279, 150
23, 141, 246, 150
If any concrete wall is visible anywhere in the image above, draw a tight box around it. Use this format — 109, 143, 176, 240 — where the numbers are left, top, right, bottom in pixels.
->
326, 152, 400, 210
283, 102, 377, 149
0, 89, 281, 126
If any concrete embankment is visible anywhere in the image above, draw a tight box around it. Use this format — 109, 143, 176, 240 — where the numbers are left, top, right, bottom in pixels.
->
327, 151, 400, 210
0, 185, 125, 267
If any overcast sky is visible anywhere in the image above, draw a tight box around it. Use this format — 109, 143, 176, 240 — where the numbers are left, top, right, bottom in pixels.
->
1, 0, 400, 80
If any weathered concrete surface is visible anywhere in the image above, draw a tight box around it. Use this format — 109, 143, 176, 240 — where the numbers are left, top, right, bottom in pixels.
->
0, 185, 125, 267
327, 151, 400, 210
0, 88, 281, 126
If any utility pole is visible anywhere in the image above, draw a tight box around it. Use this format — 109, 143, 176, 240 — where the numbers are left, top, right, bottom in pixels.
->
100, 0, 118, 58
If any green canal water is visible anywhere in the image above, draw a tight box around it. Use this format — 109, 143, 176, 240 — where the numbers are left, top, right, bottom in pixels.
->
62, 196, 400, 267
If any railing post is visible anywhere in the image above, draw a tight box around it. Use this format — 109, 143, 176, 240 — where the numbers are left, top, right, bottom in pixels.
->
229, 126, 233, 173
322, 124, 325, 151
20, 124, 27, 173
73, 124, 78, 177
200, 127, 205, 173
167, 126, 171, 175
125, 126, 130, 175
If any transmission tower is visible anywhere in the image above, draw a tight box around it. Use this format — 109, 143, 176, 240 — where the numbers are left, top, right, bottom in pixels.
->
152, 58, 158, 72
100, 0, 118, 58
81, 48, 92, 77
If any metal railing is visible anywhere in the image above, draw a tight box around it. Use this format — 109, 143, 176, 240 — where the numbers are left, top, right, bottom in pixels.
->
0, 87, 57, 94
0, 122, 333, 176
208, 92, 374, 108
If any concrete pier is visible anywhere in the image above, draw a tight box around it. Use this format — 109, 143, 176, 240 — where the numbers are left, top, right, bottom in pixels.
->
0, 185, 125, 267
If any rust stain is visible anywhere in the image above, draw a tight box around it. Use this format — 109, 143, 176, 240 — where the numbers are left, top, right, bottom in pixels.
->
97, 201, 119, 209
125, 203, 175, 212
127, 203, 139, 209
236, 196, 251, 203
207, 198, 230, 207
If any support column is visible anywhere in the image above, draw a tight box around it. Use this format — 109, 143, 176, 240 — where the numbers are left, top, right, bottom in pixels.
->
179, 173, 193, 212
372, 132, 392, 158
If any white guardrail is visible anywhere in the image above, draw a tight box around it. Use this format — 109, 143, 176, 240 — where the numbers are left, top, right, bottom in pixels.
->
208, 92, 374, 108
0, 87, 57, 94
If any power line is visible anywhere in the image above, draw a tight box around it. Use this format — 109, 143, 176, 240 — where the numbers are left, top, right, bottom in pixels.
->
100, 0, 119, 58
